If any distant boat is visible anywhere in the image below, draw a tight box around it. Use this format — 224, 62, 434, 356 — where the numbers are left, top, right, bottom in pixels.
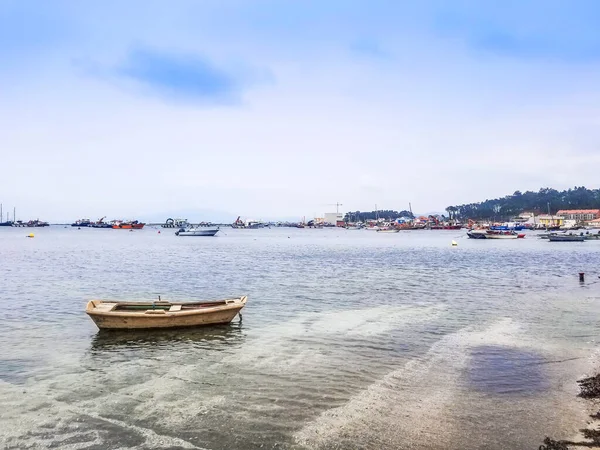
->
467, 230, 488, 239
86, 296, 247, 330
71, 219, 92, 227
112, 220, 145, 229
485, 233, 518, 240
468, 230, 524, 239
548, 234, 585, 242
376, 228, 400, 233
430, 224, 463, 230
176, 226, 219, 236
14, 219, 49, 227
162, 218, 189, 228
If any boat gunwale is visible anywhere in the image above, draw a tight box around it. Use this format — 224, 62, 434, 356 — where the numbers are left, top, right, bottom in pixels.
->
86, 296, 247, 317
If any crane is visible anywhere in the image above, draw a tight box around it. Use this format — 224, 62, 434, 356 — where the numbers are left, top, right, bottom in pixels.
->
324, 202, 343, 214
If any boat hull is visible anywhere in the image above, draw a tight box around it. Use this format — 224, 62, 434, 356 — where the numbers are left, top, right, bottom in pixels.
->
86, 297, 246, 330
467, 231, 487, 239
485, 234, 518, 239
548, 236, 585, 242
176, 228, 219, 236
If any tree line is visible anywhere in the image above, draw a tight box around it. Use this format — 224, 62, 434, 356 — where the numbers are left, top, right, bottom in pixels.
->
445, 187, 600, 221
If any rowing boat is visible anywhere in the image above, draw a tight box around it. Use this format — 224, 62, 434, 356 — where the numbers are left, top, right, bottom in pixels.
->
86, 296, 247, 330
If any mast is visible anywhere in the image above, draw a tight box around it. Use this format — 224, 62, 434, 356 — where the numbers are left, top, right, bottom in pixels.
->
0, 204, 2, 223
13, 207, 16, 223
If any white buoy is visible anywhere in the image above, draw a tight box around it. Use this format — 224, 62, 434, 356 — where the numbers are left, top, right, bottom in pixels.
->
451, 240, 458, 246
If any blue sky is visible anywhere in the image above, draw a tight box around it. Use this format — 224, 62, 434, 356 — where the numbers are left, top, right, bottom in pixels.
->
1, 0, 600, 221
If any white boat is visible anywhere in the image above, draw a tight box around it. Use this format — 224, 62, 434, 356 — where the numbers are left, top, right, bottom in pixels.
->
376, 228, 400, 233
176, 226, 219, 236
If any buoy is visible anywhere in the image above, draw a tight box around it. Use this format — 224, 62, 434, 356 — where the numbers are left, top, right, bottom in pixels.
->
158, 230, 161, 234
451, 240, 457, 246
27, 233, 34, 238
579, 272, 585, 282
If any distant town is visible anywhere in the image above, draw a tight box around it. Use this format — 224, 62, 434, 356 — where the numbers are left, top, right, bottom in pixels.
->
3, 187, 600, 230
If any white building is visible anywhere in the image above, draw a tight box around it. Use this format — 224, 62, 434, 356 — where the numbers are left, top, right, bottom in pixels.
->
324, 212, 344, 226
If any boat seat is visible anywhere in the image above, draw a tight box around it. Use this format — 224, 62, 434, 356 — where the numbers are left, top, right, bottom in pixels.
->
96, 303, 117, 311
169, 305, 182, 312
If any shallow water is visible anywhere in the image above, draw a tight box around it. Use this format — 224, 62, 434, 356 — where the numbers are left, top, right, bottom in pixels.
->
1, 226, 599, 449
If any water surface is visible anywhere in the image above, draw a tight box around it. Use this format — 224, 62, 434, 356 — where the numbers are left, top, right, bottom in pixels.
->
1, 226, 599, 449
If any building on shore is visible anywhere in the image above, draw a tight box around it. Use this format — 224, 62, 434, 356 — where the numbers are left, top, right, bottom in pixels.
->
324, 212, 344, 227
557, 209, 600, 222
537, 215, 564, 227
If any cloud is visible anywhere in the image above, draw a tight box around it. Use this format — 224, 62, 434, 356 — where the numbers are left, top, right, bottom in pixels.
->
109, 47, 261, 104
349, 39, 390, 59
433, 1, 600, 63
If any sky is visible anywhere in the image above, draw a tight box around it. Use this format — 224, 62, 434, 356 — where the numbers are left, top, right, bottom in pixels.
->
1, 0, 600, 222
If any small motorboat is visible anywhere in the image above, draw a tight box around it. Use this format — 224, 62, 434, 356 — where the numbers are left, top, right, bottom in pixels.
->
484, 230, 519, 239
376, 228, 400, 233
467, 230, 487, 239
176, 226, 219, 236
86, 296, 247, 330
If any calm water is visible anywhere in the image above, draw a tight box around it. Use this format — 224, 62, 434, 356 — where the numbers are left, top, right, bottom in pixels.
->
1, 226, 600, 449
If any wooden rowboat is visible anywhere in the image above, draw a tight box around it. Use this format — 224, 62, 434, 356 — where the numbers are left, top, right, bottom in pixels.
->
86, 296, 247, 330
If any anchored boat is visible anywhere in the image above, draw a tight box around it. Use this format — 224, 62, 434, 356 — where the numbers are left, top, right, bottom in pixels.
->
175, 226, 219, 236
86, 296, 247, 330
548, 234, 585, 242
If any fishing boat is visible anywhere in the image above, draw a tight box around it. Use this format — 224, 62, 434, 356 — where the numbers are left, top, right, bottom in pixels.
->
86, 296, 247, 330
112, 220, 145, 229
467, 230, 488, 239
71, 219, 92, 227
175, 226, 219, 236
91, 217, 112, 228
376, 228, 400, 233
548, 234, 585, 242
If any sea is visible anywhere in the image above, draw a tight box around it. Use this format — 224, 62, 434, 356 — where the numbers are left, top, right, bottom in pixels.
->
1, 226, 599, 450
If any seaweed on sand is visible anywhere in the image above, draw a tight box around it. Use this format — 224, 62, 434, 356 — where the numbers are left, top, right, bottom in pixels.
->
539, 437, 570, 450
577, 374, 600, 399
538, 373, 600, 449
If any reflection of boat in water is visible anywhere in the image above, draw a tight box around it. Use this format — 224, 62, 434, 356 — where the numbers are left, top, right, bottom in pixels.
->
86, 296, 247, 330
175, 225, 219, 236
89, 322, 245, 352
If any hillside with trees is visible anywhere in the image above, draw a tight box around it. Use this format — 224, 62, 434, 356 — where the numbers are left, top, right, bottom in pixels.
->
445, 187, 600, 221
